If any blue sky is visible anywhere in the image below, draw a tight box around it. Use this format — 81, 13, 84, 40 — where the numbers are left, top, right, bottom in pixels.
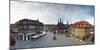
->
10, 1, 94, 25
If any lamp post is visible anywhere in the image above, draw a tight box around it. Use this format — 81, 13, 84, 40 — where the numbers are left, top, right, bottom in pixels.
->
53, 32, 56, 40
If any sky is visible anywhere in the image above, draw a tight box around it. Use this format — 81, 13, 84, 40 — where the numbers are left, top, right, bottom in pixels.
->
10, 1, 95, 25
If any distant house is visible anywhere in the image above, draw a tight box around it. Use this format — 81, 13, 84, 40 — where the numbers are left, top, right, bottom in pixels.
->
69, 21, 94, 40
45, 24, 56, 32
11, 19, 44, 40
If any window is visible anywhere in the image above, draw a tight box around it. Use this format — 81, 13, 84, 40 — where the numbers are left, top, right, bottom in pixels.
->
23, 21, 27, 24
28, 21, 30, 24
23, 26, 27, 29
29, 26, 34, 29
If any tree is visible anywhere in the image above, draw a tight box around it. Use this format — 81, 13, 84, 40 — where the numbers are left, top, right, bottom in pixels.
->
10, 35, 16, 46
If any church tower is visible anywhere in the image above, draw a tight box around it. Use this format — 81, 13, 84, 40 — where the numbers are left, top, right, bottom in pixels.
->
67, 21, 69, 26
60, 18, 61, 23
37, 17, 39, 22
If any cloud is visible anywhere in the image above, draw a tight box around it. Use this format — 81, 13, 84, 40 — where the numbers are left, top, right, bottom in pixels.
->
10, 1, 94, 25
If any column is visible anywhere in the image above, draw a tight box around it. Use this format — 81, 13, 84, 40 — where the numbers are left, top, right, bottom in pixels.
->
23, 34, 24, 41
27, 34, 30, 40
26, 34, 32, 40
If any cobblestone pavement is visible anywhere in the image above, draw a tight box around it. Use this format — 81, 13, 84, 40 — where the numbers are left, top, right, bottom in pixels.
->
11, 32, 93, 49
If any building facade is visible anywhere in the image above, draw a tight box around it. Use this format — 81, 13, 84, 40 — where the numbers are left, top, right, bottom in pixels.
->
69, 21, 94, 40
45, 24, 56, 32
11, 19, 44, 40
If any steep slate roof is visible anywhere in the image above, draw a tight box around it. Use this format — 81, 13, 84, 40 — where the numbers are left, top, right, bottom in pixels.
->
15, 19, 44, 26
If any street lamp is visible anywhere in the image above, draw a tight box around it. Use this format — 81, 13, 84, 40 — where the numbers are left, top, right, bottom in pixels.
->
53, 32, 56, 40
